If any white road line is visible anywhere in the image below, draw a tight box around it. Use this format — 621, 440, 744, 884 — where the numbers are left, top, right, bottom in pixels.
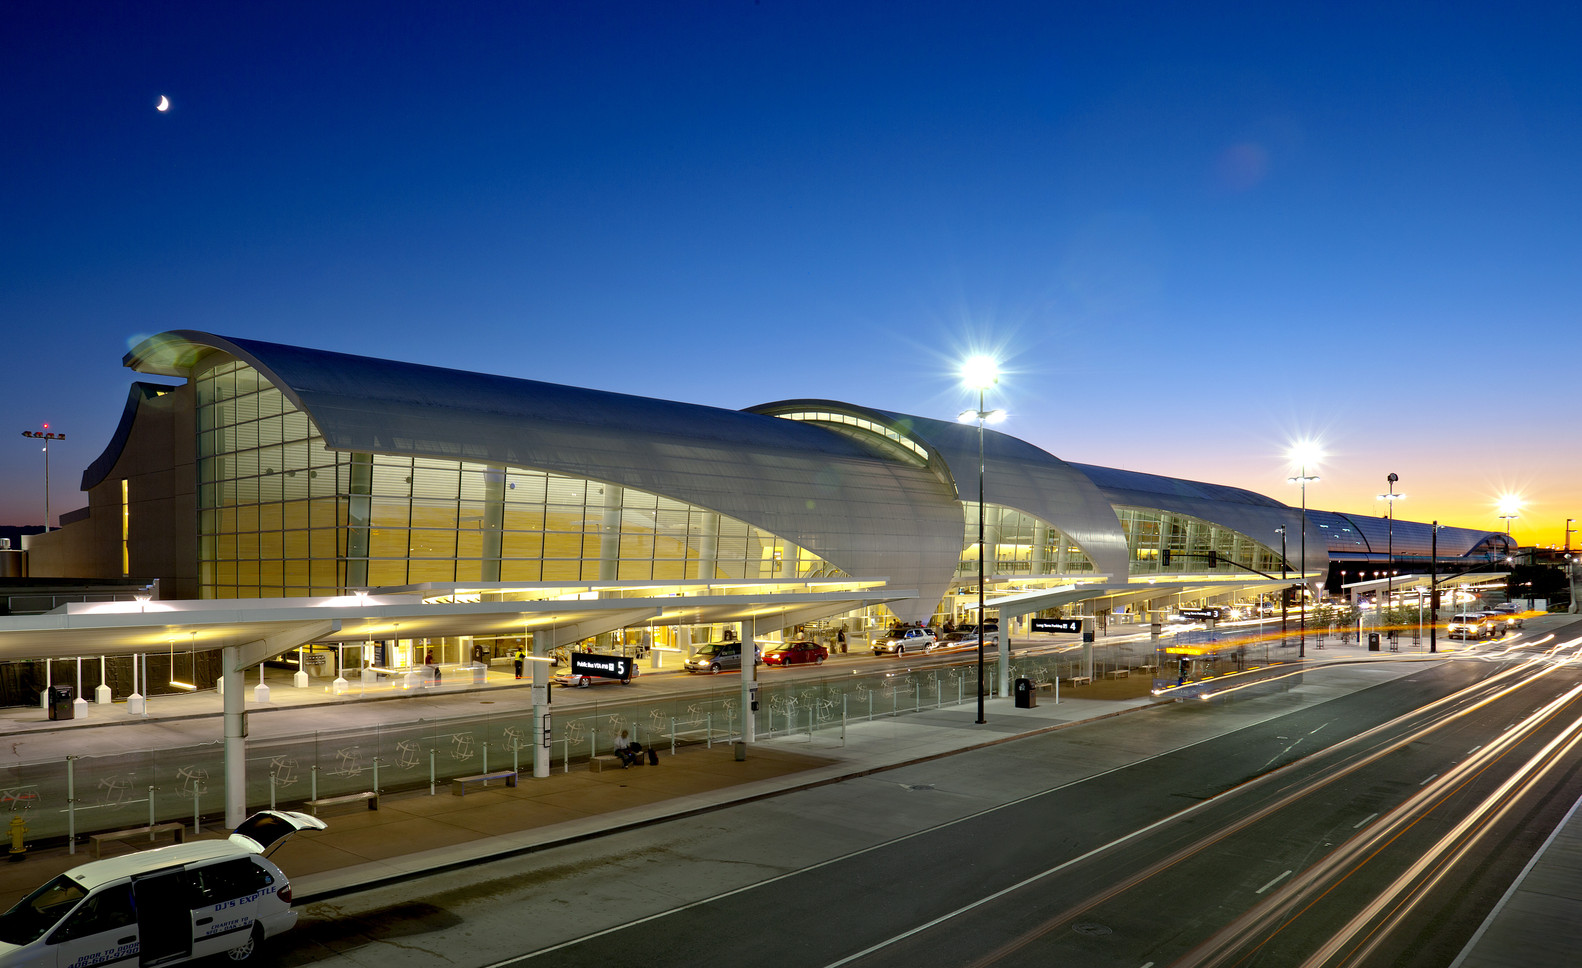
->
1308, 723, 1329, 736
1255, 870, 1293, 895
1466, 746, 1482, 755
1420, 773, 1439, 786
1353, 812, 1378, 829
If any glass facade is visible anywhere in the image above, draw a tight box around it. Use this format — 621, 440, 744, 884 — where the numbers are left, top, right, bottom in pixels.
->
957, 503, 1096, 579
194, 360, 842, 598
1115, 506, 1284, 577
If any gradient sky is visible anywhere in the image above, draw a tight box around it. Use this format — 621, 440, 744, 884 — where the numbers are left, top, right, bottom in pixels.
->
5, 2, 1579, 547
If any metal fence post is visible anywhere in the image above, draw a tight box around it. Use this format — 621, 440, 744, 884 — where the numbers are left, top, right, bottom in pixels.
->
66, 756, 76, 855
429, 749, 436, 796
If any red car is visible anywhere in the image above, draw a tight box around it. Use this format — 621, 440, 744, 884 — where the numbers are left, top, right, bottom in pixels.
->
762, 642, 829, 667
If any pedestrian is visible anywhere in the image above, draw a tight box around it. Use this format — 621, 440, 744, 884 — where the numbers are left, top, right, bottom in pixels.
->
514, 646, 525, 679
614, 729, 638, 768
837, 625, 847, 654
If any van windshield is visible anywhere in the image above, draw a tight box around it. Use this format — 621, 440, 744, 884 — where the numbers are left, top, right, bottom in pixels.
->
0, 874, 86, 945
695, 644, 720, 656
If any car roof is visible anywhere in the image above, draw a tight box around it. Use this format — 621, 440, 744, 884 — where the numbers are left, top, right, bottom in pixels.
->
62, 840, 256, 890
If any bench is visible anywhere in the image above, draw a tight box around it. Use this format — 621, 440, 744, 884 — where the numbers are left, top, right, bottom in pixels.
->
590, 755, 621, 773
1064, 675, 1092, 687
451, 770, 518, 795
1035, 680, 1056, 692
306, 790, 379, 814
1106, 669, 1130, 679
89, 822, 184, 858
1134, 663, 1158, 674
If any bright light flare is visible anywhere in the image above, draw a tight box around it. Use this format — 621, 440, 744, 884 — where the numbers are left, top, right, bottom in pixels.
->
1497, 494, 1523, 516
1287, 439, 1323, 472
961, 355, 1000, 390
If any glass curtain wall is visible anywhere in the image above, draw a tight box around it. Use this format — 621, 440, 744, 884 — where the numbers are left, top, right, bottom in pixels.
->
957, 502, 1096, 580
195, 359, 842, 598
1115, 506, 1283, 577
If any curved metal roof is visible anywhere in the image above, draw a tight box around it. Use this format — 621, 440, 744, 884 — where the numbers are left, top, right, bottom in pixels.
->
748, 400, 1132, 580
1068, 462, 1321, 576
1308, 510, 1514, 560
125, 332, 964, 621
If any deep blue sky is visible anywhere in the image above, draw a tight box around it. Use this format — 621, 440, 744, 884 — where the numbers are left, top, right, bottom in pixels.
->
5, 2, 1579, 543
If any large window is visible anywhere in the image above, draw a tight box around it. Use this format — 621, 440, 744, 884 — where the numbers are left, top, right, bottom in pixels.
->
1115, 507, 1284, 576
194, 360, 842, 598
957, 503, 1095, 580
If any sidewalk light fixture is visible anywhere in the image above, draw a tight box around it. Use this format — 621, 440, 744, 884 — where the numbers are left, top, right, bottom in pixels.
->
958, 355, 1004, 726
1287, 443, 1321, 658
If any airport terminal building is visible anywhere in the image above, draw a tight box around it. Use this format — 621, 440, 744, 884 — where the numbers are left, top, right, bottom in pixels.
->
25, 331, 1514, 640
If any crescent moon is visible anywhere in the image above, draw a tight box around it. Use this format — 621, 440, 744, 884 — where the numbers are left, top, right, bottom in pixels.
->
156, 95, 170, 112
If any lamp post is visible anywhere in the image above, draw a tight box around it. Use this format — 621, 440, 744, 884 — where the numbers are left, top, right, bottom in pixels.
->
1568, 519, 1577, 615
1499, 513, 1518, 534
958, 356, 1004, 726
1275, 526, 1288, 640
1377, 473, 1404, 637
20, 424, 66, 530
1287, 454, 1319, 658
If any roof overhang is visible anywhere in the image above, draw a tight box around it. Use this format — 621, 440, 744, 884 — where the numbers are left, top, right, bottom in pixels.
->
0, 581, 916, 663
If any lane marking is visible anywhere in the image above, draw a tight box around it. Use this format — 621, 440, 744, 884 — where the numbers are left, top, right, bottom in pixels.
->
1255, 870, 1293, 895
1353, 812, 1378, 829
1419, 773, 1439, 786
1308, 723, 1329, 736
1466, 745, 1482, 755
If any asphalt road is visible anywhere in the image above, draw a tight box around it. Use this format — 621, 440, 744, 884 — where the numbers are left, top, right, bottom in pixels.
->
265, 630, 1582, 968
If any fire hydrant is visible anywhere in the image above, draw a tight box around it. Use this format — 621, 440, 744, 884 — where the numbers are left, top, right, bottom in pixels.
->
8, 815, 26, 860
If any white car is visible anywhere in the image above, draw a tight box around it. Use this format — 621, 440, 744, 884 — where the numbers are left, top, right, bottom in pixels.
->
1447, 613, 1491, 640
0, 811, 324, 967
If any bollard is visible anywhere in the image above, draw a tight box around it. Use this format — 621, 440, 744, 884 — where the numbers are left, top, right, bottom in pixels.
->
706, 714, 712, 749
482, 743, 488, 777
9, 815, 27, 859
270, 772, 277, 811
430, 749, 436, 796
563, 737, 570, 774
841, 695, 847, 745
66, 756, 77, 855
148, 786, 156, 835
671, 717, 677, 756
372, 759, 380, 796
193, 788, 201, 835
311, 764, 319, 802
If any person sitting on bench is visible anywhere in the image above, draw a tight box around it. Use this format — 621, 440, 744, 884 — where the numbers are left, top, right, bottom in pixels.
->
615, 730, 641, 768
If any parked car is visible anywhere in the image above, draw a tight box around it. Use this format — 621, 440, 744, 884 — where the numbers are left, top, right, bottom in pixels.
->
762, 641, 829, 667
1447, 613, 1492, 640
0, 811, 324, 967
553, 664, 638, 687
871, 626, 938, 656
683, 640, 758, 674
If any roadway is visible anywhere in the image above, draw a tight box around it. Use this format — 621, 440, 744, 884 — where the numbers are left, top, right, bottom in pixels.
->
268, 619, 1582, 968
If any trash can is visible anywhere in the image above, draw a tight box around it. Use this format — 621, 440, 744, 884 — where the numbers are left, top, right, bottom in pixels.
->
470, 663, 486, 685
1368, 632, 1381, 652
1014, 677, 1037, 708
1081, 631, 1096, 643
47, 685, 74, 721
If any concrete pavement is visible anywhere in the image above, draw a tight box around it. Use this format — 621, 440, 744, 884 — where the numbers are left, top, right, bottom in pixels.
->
1, 617, 1576, 968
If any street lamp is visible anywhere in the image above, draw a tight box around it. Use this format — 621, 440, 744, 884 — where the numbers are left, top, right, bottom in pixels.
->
958, 355, 1004, 726
1377, 473, 1404, 636
1275, 526, 1288, 639
20, 424, 66, 531
1497, 495, 1521, 535
1287, 444, 1320, 658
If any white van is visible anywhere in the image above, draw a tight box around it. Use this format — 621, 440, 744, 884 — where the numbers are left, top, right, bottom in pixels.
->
0, 810, 325, 967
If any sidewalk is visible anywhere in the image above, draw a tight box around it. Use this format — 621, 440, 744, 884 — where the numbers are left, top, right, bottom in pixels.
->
0, 688, 1153, 910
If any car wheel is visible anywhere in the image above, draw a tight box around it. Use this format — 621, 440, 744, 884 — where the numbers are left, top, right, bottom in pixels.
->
816, 656, 825, 665
578, 677, 591, 688
621, 677, 632, 685
225, 925, 263, 963
895, 645, 905, 657
711, 663, 721, 673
